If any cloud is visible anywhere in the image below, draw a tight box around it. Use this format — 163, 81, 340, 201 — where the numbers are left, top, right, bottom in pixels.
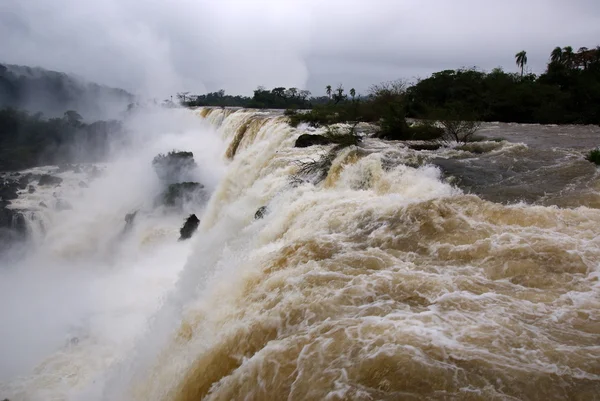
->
1, 0, 599, 97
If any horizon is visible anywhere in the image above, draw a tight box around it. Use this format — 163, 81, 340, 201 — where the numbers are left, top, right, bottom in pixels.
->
1, 0, 599, 98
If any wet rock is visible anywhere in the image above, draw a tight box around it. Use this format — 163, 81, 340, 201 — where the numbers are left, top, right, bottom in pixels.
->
152, 151, 197, 183
0, 181, 19, 201
124, 211, 137, 232
79, 181, 88, 188
160, 182, 205, 207
407, 143, 442, 151
179, 214, 200, 241
254, 206, 268, 220
28, 185, 35, 193
38, 174, 63, 186
18, 174, 32, 189
295, 134, 332, 148
39, 202, 48, 208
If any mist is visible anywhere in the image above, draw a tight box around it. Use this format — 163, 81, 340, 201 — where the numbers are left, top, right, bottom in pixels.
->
0, 106, 226, 386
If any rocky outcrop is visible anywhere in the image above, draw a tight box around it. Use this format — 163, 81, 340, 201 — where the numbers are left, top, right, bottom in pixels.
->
295, 134, 333, 148
161, 182, 205, 207
179, 214, 200, 241
38, 174, 63, 186
0, 181, 19, 201
255, 206, 268, 220
152, 151, 198, 184
123, 211, 137, 233
0, 207, 28, 253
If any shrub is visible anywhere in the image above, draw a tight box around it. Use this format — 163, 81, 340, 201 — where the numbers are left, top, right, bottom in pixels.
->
587, 148, 600, 165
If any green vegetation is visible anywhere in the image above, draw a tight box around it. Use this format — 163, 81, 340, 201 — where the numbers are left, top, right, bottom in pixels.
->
0, 108, 122, 171
182, 44, 600, 127
587, 148, 600, 165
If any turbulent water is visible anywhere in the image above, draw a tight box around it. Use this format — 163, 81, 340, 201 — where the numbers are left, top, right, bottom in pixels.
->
1, 107, 599, 401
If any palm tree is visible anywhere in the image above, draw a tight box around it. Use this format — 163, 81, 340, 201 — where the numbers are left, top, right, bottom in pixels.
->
577, 47, 590, 69
350, 88, 356, 100
515, 51, 527, 77
563, 46, 575, 68
550, 46, 563, 64
326, 85, 332, 99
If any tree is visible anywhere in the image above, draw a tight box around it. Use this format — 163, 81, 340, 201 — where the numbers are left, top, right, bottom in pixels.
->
550, 47, 563, 64
63, 110, 83, 126
515, 51, 528, 77
326, 85, 332, 99
350, 88, 356, 100
563, 46, 575, 68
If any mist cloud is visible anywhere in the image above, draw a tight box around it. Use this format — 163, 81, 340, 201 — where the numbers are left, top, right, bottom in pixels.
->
1, 0, 599, 97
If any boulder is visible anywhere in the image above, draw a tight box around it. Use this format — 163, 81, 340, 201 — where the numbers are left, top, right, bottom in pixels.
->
18, 174, 32, 189
407, 143, 442, 151
28, 185, 35, 193
152, 151, 197, 183
295, 134, 332, 148
124, 211, 137, 232
160, 182, 205, 207
38, 175, 63, 186
0, 181, 19, 201
39, 202, 48, 208
254, 206, 268, 220
179, 214, 200, 241
79, 181, 89, 188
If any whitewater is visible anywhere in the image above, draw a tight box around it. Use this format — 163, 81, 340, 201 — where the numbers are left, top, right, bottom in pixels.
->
1, 107, 599, 401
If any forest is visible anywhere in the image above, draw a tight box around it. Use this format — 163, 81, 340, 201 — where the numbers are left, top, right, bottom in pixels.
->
182, 45, 600, 125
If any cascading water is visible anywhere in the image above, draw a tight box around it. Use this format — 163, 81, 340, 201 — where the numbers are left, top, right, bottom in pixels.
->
1, 107, 599, 401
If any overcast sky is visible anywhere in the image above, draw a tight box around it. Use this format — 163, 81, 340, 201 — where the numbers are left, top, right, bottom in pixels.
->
1, 0, 599, 98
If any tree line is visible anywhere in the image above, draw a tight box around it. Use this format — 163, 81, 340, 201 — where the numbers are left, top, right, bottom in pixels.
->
0, 108, 122, 171
181, 45, 600, 126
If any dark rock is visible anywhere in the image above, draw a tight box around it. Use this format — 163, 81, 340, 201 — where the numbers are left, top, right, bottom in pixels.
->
407, 143, 442, 151
39, 202, 48, 208
179, 214, 200, 241
160, 182, 205, 207
0, 181, 19, 201
28, 185, 35, 193
152, 151, 197, 183
18, 174, 32, 189
38, 175, 63, 186
124, 211, 137, 232
254, 206, 268, 220
79, 181, 88, 188
295, 134, 332, 148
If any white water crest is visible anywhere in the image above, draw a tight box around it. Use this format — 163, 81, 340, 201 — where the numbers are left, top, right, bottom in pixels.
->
1, 107, 599, 401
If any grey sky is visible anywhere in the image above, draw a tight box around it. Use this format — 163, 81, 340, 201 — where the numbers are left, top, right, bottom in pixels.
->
1, 0, 599, 98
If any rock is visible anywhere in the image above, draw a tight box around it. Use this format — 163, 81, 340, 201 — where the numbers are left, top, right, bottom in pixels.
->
18, 174, 32, 189
28, 185, 35, 193
152, 151, 197, 183
295, 134, 332, 148
0, 181, 19, 201
160, 182, 205, 207
38, 175, 63, 186
39, 202, 48, 208
179, 214, 200, 241
254, 206, 268, 220
407, 143, 442, 151
78, 181, 88, 188
124, 211, 137, 232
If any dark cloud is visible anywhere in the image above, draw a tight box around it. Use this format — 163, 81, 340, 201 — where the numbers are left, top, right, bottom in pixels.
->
1, 0, 599, 97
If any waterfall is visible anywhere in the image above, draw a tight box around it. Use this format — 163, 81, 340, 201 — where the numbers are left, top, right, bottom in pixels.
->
1, 107, 599, 401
